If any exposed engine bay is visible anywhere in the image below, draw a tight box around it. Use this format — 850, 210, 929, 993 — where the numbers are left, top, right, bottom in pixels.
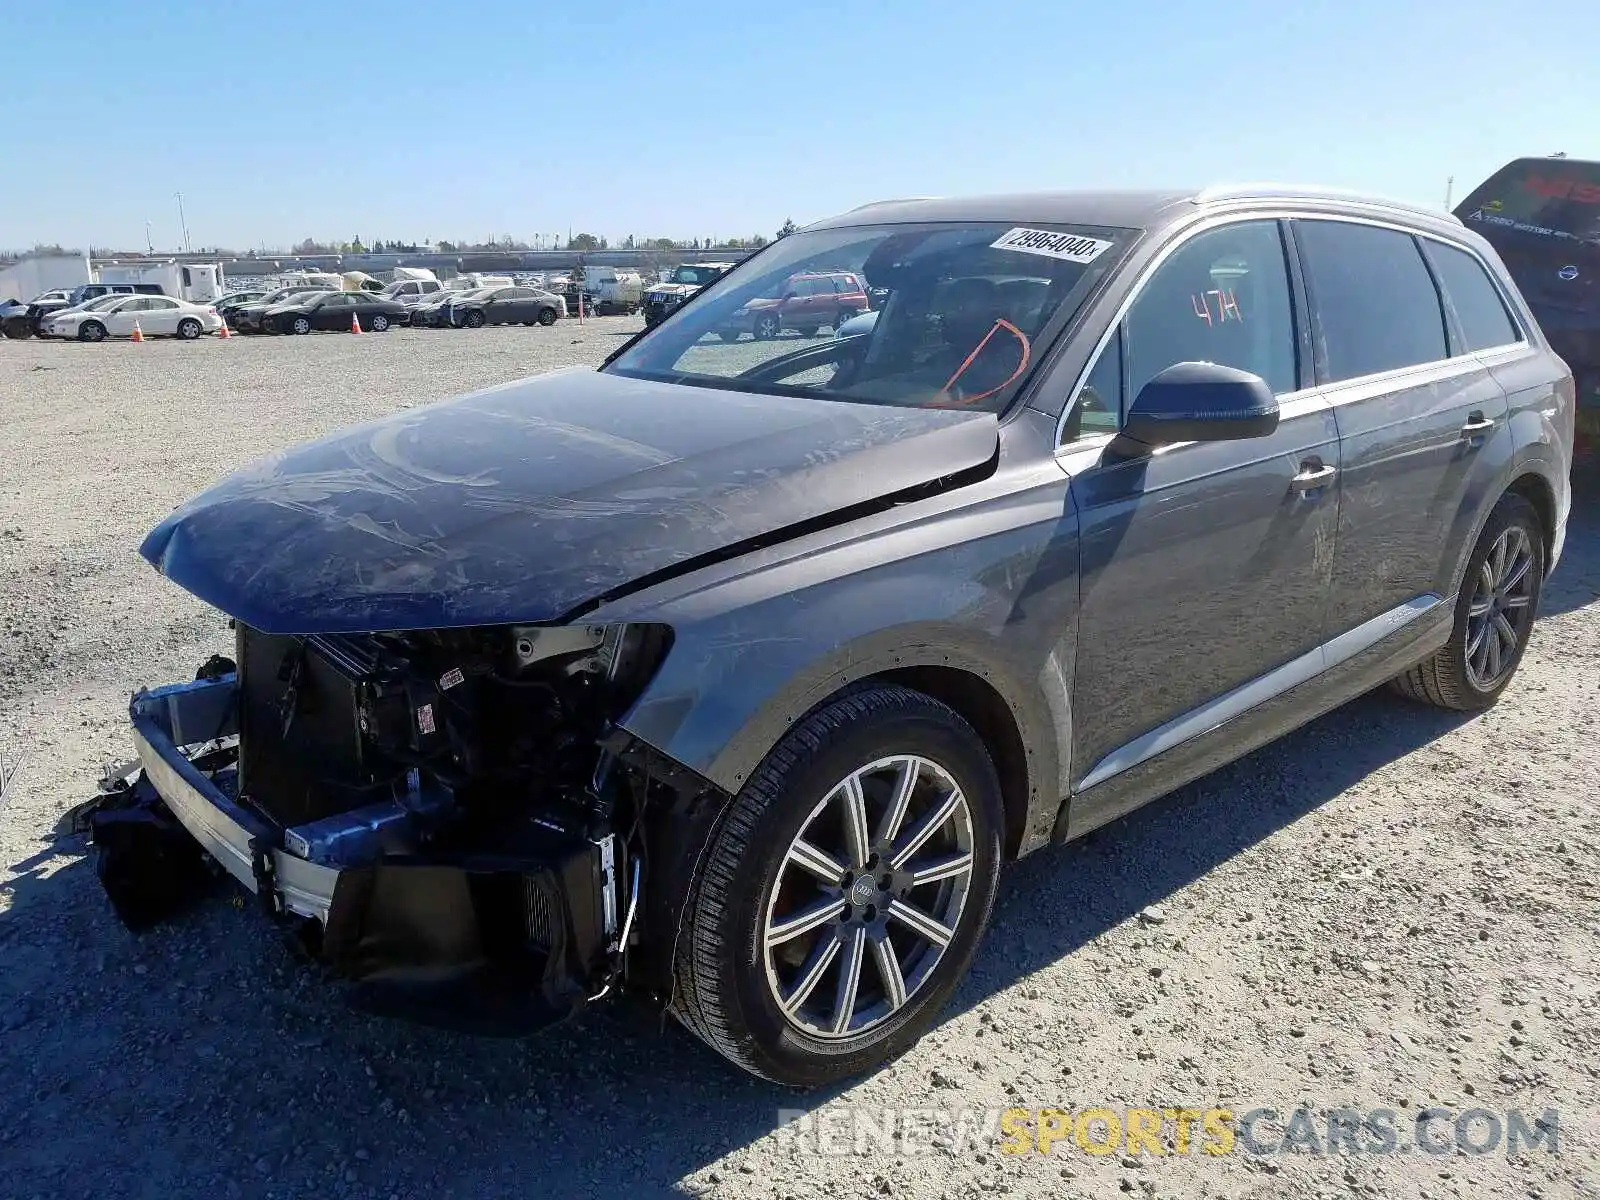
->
81, 619, 704, 1035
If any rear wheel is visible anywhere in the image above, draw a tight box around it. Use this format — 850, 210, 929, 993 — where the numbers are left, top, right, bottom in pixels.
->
176, 318, 202, 340
1391, 492, 1544, 711
672, 685, 1003, 1086
79, 321, 107, 343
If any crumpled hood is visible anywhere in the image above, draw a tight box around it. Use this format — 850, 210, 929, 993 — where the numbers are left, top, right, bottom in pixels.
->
140, 368, 998, 635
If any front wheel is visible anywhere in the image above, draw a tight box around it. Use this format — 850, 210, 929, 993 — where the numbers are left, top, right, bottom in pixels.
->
672, 685, 1004, 1086
79, 321, 107, 343
1391, 492, 1544, 711
752, 312, 781, 340
291, 316, 311, 335
176, 318, 202, 340
463, 310, 485, 329
537, 307, 558, 326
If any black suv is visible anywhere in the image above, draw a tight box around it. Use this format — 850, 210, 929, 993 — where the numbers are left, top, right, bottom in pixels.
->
1456, 155, 1600, 448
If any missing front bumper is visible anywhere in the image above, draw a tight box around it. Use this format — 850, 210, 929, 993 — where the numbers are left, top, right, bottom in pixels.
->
87, 674, 623, 1034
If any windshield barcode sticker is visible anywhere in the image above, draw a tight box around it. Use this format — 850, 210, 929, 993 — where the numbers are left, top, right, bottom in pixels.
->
990, 228, 1112, 263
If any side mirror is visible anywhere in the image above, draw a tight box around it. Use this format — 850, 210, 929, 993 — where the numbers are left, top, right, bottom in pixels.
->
1118, 361, 1279, 449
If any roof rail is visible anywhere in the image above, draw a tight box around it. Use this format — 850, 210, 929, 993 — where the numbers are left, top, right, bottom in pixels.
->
1194, 183, 1463, 225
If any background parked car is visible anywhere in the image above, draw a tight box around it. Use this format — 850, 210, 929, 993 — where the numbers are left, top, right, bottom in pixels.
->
35, 292, 142, 338
213, 290, 269, 325
380, 278, 445, 306
262, 291, 410, 334
0, 297, 28, 338
720, 270, 869, 340
47, 294, 222, 341
229, 288, 334, 333
448, 285, 566, 328
410, 288, 491, 328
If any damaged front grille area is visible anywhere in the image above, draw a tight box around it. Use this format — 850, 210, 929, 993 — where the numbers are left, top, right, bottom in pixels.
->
87, 618, 674, 1033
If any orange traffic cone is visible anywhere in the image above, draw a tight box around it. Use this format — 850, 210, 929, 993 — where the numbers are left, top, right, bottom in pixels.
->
350, 311, 363, 334
218, 316, 232, 339
131, 321, 145, 343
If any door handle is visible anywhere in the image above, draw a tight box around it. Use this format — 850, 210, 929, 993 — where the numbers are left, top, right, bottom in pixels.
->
1461, 412, 1497, 438
1290, 462, 1338, 493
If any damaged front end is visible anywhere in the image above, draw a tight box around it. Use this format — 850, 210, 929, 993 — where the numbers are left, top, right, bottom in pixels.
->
86, 620, 681, 1035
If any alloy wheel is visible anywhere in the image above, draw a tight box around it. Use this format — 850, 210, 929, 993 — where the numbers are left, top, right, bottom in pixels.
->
762, 755, 975, 1040
1464, 525, 1536, 690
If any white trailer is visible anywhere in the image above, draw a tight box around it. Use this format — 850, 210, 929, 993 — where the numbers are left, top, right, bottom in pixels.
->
583, 266, 643, 312
96, 261, 225, 303
0, 253, 92, 303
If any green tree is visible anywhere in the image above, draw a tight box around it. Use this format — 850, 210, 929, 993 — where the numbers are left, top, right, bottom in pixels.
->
567, 232, 601, 252
776, 217, 798, 239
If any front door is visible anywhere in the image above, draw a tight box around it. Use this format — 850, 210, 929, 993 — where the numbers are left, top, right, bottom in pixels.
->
315, 294, 352, 331
1060, 219, 1340, 823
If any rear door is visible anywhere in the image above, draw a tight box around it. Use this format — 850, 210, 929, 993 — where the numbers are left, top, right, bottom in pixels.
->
140, 296, 183, 335
1293, 217, 1514, 635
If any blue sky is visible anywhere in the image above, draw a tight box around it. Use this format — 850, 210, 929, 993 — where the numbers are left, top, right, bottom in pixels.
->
1, 0, 1595, 252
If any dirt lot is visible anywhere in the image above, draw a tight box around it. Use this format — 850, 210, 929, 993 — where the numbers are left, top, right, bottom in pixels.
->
1, 326, 1597, 1200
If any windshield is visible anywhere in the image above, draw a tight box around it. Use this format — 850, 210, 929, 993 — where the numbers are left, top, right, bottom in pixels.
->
79, 293, 129, 311
671, 266, 724, 285
607, 221, 1129, 411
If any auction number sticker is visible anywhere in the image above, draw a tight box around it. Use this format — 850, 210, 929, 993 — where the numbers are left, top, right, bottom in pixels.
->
990, 228, 1113, 263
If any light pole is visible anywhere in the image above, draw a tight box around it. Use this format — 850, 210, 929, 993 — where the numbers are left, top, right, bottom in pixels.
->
175, 192, 191, 253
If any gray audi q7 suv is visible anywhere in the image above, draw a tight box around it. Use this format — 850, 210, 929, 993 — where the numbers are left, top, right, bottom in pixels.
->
88, 186, 1572, 1087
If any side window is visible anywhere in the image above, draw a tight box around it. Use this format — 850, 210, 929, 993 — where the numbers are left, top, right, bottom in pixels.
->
147, 298, 177, 310
1423, 240, 1521, 352
1296, 221, 1448, 381
1123, 221, 1298, 400
1065, 330, 1124, 443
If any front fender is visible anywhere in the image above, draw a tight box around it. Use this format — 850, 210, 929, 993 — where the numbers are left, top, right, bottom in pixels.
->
589, 447, 1082, 857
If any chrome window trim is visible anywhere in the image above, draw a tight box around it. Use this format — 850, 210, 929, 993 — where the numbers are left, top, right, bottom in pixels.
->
1054, 208, 1531, 449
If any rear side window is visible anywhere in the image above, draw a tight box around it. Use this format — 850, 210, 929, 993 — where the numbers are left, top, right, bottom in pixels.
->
1424, 241, 1520, 352
1297, 221, 1448, 382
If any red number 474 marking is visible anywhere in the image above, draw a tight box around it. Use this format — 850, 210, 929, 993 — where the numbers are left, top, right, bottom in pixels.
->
1192, 289, 1243, 324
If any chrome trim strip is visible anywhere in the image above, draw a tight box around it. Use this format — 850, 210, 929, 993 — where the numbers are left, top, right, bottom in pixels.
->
1076, 594, 1443, 792
1053, 208, 1530, 447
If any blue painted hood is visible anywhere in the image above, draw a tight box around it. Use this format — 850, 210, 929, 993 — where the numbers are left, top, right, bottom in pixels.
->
140, 369, 998, 634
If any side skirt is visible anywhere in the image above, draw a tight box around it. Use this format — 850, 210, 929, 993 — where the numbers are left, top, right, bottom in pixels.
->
1054, 599, 1453, 842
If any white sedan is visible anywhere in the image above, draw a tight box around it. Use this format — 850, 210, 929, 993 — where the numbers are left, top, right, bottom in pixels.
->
45, 295, 224, 342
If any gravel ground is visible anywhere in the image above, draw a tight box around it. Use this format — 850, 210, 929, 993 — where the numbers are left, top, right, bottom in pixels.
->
1, 325, 1598, 1200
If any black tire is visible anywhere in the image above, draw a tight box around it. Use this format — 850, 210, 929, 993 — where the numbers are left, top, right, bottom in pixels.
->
79, 321, 107, 343
291, 316, 311, 335
671, 685, 1004, 1087
795, 325, 820, 338
717, 330, 740, 343
370, 313, 390, 332
836, 308, 858, 330
753, 312, 781, 340
463, 309, 485, 329
1391, 492, 1544, 711
537, 307, 558, 327
176, 318, 202, 340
